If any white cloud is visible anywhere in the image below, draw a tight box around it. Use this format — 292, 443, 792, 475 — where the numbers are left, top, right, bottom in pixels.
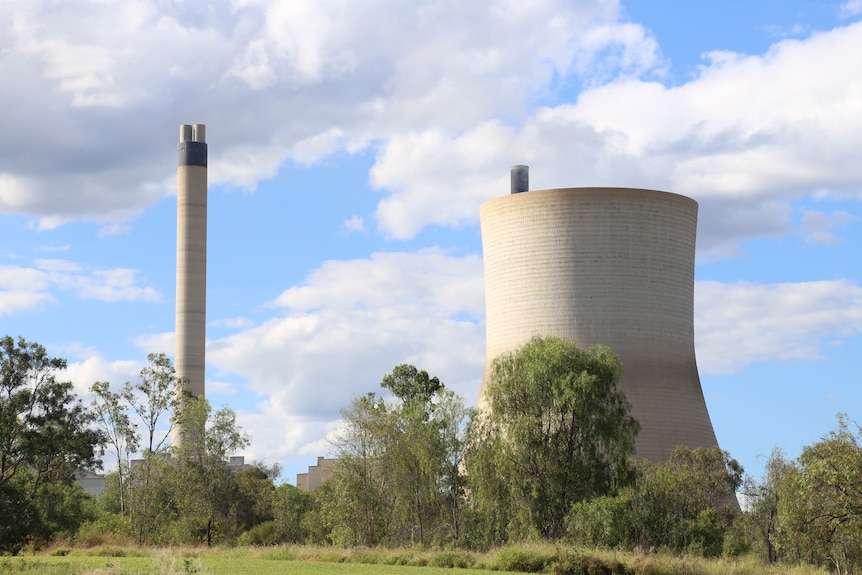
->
60, 354, 142, 398
695, 280, 862, 374
0, 259, 161, 313
0, 0, 661, 230
840, 0, 862, 17
132, 332, 175, 356
98, 223, 132, 238
208, 248, 485, 461
340, 215, 364, 234
368, 21, 862, 253
210, 317, 255, 329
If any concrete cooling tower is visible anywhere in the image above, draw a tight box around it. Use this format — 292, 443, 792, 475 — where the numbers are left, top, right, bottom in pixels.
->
478, 166, 719, 462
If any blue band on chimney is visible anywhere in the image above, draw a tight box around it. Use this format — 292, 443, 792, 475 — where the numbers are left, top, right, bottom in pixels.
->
178, 142, 207, 167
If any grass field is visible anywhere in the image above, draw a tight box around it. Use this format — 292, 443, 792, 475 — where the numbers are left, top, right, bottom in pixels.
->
0, 544, 831, 575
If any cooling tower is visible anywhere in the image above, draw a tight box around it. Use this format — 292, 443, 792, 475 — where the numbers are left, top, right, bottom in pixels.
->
173, 123, 207, 447
478, 181, 719, 462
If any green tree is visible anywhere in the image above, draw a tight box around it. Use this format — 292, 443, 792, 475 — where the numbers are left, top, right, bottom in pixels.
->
123, 352, 181, 544
327, 365, 472, 547
791, 414, 862, 572
326, 392, 392, 546
233, 464, 278, 534
465, 336, 638, 541
123, 352, 178, 456
272, 483, 314, 543
0, 335, 105, 553
172, 396, 250, 546
90, 381, 139, 516
567, 446, 742, 556
381, 364, 442, 405
741, 449, 795, 562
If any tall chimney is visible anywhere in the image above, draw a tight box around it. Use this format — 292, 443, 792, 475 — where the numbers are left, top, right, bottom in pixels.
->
173, 123, 207, 448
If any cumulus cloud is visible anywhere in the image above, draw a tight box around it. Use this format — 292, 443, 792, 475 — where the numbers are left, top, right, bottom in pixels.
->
369, 21, 862, 254
840, 0, 862, 17
207, 248, 485, 461
0, 260, 158, 314
695, 280, 862, 374
0, 0, 660, 228
60, 353, 143, 398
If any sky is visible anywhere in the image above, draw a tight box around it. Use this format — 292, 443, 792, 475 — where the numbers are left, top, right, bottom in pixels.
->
1, 0, 861, 486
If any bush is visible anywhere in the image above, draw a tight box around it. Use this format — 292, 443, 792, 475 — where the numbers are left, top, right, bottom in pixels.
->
494, 546, 557, 572
237, 521, 280, 546
430, 550, 475, 568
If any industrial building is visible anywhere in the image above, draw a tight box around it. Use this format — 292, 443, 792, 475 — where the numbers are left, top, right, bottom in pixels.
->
478, 167, 720, 462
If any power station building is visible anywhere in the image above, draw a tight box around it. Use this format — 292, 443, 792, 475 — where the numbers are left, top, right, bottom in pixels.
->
478, 166, 720, 462
173, 123, 208, 447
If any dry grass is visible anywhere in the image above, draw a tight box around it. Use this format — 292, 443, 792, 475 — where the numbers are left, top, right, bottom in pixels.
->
21, 542, 832, 575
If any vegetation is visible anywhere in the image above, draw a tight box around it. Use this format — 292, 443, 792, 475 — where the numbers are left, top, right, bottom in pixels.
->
0, 336, 105, 553
6, 544, 834, 574
465, 336, 639, 543
2, 333, 862, 575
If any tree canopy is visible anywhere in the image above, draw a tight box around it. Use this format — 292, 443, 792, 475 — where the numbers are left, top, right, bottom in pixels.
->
0, 335, 105, 553
465, 336, 639, 541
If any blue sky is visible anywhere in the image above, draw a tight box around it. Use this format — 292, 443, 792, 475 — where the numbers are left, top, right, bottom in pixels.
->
1, 0, 860, 485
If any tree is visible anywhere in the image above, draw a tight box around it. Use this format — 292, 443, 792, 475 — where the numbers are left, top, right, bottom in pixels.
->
123, 352, 181, 544
172, 396, 250, 546
742, 448, 795, 562
327, 365, 472, 547
567, 446, 743, 556
381, 364, 442, 406
272, 483, 313, 543
792, 414, 862, 572
465, 336, 638, 541
0, 335, 105, 553
123, 352, 179, 456
91, 381, 139, 516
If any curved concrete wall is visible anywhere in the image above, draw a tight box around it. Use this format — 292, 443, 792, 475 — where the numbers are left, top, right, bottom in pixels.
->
479, 187, 719, 462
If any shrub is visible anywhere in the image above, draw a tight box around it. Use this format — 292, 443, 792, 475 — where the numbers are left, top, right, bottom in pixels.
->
494, 546, 557, 572
237, 521, 280, 546
430, 550, 475, 568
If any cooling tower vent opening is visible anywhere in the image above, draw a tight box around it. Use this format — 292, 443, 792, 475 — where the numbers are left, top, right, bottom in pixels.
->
511, 165, 529, 194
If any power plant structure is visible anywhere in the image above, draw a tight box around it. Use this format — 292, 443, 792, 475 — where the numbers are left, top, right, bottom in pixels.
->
478, 166, 720, 462
173, 123, 208, 447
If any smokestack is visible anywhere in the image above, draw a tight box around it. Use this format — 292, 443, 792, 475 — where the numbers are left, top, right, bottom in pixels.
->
173, 123, 207, 448
510, 165, 529, 194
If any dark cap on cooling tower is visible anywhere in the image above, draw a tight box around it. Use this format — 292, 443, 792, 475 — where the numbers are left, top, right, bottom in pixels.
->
511, 165, 529, 194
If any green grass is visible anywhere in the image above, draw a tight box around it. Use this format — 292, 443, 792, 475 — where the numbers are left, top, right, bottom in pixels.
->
3, 544, 832, 575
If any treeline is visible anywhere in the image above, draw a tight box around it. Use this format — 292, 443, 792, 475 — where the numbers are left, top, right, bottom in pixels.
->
2, 335, 862, 574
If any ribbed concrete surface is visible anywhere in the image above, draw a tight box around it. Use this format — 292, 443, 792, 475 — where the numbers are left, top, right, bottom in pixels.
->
479, 187, 719, 462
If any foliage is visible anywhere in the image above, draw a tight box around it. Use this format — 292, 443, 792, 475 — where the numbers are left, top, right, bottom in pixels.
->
90, 381, 139, 516
465, 336, 639, 541
171, 396, 251, 546
124, 352, 180, 456
567, 446, 742, 556
761, 414, 862, 573
0, 335, 105, 553
324, 365, 473, 547
272, 483, 314, 544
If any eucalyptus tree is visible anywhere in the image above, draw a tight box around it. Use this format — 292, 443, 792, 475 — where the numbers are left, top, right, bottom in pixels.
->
172, 395, 250, 546
0, 336, 105, 552
91, 380, 139, 515
327, 365, 472, 547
